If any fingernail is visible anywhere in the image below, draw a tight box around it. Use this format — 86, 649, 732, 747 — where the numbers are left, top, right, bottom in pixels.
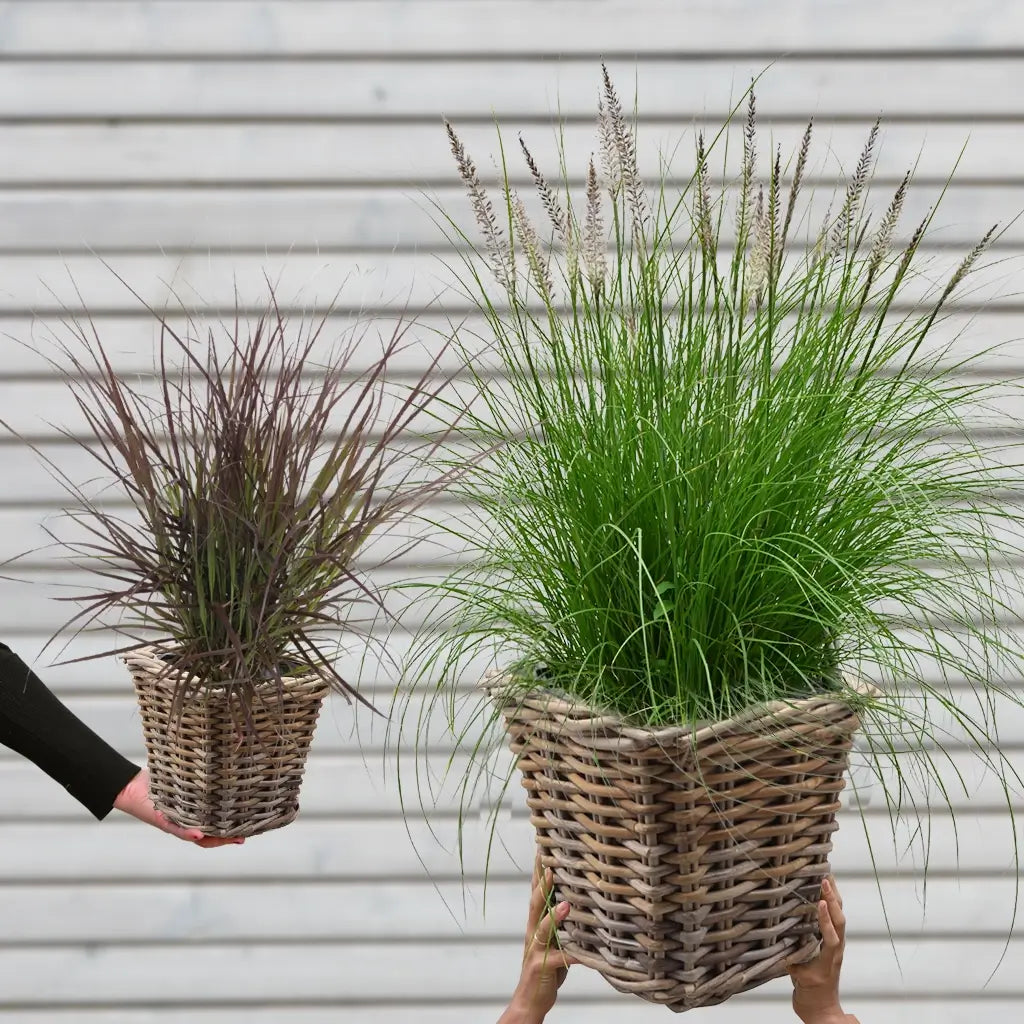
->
821, 879, 830, 894
234, 838, 245, 845
189, 831, 203, 841
556, 901, 570, 918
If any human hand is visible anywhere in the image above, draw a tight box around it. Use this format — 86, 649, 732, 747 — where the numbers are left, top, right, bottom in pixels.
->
113, 769, 244, 848
788, 875, 858, 1024
499, 852, 579, 1024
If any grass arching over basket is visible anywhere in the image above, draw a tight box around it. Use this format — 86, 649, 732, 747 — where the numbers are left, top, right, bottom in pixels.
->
13, 286, 469, 716
398, 71, 1024, 863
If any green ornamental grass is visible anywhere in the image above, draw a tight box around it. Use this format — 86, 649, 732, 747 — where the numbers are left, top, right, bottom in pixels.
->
402, 70, 1024, 836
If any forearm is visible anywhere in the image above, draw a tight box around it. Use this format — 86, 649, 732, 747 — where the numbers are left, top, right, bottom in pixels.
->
0, 642, 140, 818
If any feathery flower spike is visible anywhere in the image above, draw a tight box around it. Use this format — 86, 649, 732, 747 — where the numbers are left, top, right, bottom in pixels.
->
445, 119, 514, 288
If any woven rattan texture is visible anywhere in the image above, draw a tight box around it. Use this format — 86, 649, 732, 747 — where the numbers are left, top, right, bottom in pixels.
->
124, 645, 330, 838
486, 678, 861, 1012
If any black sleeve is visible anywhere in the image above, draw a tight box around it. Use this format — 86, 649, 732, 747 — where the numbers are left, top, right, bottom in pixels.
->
0, 641, 141, 820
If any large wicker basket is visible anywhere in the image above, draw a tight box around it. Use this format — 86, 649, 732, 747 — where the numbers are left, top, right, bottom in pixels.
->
484, 674, 863, 1012
124, 645, 330, 839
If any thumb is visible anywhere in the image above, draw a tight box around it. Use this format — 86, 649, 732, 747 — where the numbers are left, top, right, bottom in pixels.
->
551, 902, 580, 964
541, 901, 571, 944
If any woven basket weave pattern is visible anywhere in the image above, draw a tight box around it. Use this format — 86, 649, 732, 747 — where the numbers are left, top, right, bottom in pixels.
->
488, 680, 860, 1012
125, 646, 330, 839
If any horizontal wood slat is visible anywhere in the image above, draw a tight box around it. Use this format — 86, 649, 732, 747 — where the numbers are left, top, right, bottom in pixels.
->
0, 691, 488, 759
5, 626, 1024, 697
1, 309, 1019, 378
0, 441, 477, 507
0, 934, 1020, 1003
4, 561, 1024, 632
0, 743, 1017, 819
0, 250, 1010, 313
0, 811, 1016, 882
0, 183, 1010, 253
0, 629, 492, 694
0, 2, 1013, 57
0, 876, 1018, 944
0, 751, 493, 818
2, 59, 1024, 120
0, 680, 1020, 760
0, 122, 1004, 186
3, 623, 1024, 692
4, 373, 1023, 446
8, 501, 1024, 575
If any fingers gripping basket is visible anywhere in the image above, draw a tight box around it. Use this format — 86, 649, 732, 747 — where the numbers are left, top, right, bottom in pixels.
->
484, 675, 863, 1012
124, 646, 331, 839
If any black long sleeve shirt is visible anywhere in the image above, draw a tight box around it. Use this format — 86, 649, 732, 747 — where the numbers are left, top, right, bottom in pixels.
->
0, 641, 140, 819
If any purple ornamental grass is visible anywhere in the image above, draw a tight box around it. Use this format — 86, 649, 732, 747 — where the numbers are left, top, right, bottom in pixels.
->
9, 287, 470, 714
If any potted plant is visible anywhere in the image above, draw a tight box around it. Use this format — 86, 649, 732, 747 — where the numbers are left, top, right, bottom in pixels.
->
402, 70, 1024, 1010
19, 292, 465, 839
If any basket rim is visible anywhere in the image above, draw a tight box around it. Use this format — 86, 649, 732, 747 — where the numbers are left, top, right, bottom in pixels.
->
480, 667, 876, 746
122, 641, 330, 696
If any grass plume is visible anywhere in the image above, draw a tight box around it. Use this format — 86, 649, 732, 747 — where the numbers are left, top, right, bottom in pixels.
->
402, 75, 1024, 891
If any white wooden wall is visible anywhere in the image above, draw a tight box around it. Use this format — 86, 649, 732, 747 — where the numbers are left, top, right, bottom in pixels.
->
0, 2, 1023, 1021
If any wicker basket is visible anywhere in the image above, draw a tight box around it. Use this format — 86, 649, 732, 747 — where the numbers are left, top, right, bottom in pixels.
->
124, 645, 331, 839
484, 674, 863, 1012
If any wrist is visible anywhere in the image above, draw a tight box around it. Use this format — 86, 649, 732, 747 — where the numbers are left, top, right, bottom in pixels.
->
112, 770, 143, 811
800, 1009, 853, 1024
498, 994, 544, 1024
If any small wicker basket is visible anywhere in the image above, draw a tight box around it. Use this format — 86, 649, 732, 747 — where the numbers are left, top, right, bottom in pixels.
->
484, 674, 864, 1012
124, 645, 330, 839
